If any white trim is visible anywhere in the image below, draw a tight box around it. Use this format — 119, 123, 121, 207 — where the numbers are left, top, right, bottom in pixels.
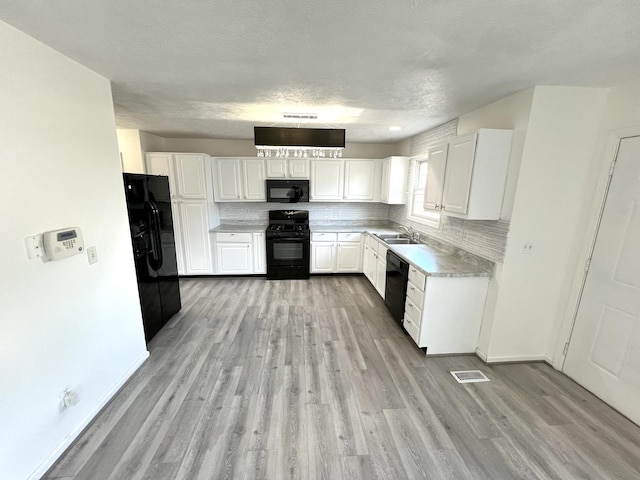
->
475, 347, 488, 362
484, 353, 550, 364
406, 155, 441, 228
551, 125, 640, 371
28, 351, 150, 480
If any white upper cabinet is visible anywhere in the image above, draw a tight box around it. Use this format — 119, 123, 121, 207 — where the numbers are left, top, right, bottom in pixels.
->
442, 133, 477, 215
214, 158, 242, 201
380, 156, 409, 204
423, 129, 513, 220
266, 158, 310, 178
214, 157, 266, 202
242, 158, 266, 201
344, 159, 378, 201
289, 158, 310, 178
310, 158, 379, 202
146, 153, 177, 195
175, 154, 206, 199
423, 143, 448, 211
310, 159, 344, 201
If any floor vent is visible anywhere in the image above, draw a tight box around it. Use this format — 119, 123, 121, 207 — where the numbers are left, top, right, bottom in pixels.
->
450, 370, 490, 384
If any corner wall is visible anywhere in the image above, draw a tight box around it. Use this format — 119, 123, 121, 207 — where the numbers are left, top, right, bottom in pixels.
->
0, 21, 148, 480
485, 86, 609, 362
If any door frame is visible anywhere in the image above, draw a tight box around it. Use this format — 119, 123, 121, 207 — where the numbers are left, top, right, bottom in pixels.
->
551, 126, 640, 370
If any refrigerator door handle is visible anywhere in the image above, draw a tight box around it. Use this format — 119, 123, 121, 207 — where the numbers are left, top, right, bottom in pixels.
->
147, 200, 164, 270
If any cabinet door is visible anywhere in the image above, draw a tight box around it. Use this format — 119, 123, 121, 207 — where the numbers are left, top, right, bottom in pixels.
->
146, 153, 177, 197
344, 159, 376, 201
216, 242, 253, 274
442, 133, 477, 215
375, 256, 386, 298
310, 160, 344, 201
175, 154, 206, 199
289, 158, 310, 178
311, 242, 336, 273
253, 232, 266, 274
336, 242, 361, 272
424, 143, 448, 211
362, 244, 371, 280
242, 159, 266, 201
214, 158, 242, 201
266, 158, 287, 178
365, 248, 378, 285
380, 158, 390, 202
179, 200, 212, 274
171, 199, 185, 275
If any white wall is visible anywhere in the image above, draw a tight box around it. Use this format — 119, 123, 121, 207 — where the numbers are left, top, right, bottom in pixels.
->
158, 137, 400, 158
485, 86, 609, 362
549, 79, 640, 366
116, 128, 145, 173
0, 21, 148, 480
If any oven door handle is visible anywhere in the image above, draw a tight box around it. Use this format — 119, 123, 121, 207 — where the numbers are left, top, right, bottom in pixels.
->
270, 237, 307, 241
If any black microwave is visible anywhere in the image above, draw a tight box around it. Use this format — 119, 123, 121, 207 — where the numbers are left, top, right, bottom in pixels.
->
266, 179, 309, 203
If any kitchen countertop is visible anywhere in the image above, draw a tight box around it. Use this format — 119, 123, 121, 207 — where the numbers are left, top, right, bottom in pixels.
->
388, 243, 491, 278
310, 223, 491, 277
210, 224, 267, 233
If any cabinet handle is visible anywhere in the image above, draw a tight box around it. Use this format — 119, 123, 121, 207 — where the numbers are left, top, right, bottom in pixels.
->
408, 303, 413, 308
410, 286, 415, 291
411, 268, 416, 273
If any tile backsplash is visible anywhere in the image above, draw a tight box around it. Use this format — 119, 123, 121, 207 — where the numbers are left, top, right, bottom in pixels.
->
219, 202, 390, 224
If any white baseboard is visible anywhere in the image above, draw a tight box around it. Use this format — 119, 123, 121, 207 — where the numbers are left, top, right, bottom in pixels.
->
483, 353, 549, 364
475, 348, 488, 362
29, 351, 149, 480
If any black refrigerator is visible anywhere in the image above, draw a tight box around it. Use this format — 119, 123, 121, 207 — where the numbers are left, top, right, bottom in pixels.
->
123, 173, 181, 343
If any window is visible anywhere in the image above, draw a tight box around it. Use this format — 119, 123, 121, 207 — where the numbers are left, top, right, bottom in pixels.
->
407, 155, 440, 227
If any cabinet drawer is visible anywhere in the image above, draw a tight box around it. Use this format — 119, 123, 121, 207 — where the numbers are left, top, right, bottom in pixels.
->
408, 266, 426, 291
311, 232, 337, 242
337, 232, 362, 242
216, 232, 252, 243
405, 297, 422, 327
406, 280, 424, 307
403, 312, 420, 344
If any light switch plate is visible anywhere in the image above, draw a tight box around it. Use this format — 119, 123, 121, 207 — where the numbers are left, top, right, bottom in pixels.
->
87, 246, 98, 264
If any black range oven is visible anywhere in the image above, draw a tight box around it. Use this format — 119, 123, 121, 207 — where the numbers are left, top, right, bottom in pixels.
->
266, 210, 310, 280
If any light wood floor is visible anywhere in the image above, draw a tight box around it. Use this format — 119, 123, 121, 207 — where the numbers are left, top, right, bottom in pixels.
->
46, 276, 640, 479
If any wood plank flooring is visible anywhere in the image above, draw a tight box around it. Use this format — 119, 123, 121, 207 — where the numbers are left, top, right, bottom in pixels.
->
45, 276, 640, 479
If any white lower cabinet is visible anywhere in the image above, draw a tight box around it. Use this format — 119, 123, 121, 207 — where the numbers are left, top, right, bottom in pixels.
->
311, 232, 362, 273
253, 232, 266, 274
212, 232, 255, 274
362, 234, 386, 298
179, 200, 212, 274
404, 266, 489, 354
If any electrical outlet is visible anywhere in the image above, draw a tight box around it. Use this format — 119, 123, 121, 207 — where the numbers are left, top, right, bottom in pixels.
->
87, 246, 98, 264
522, 242, 534, 254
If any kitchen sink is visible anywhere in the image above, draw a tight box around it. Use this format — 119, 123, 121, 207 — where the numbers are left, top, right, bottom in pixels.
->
383, 238, 421, 245
374, 233, 404, 240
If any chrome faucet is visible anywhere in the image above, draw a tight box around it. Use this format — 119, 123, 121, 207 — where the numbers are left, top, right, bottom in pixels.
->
399, 224, 421, 242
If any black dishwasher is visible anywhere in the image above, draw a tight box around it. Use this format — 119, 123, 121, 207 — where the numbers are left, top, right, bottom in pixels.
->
384, 250, 410, 324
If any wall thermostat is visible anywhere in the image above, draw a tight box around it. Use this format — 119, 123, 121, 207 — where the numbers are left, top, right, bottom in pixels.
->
43, 227, 84, 261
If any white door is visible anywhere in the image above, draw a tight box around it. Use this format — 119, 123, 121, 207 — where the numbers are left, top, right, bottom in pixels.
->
215, 158, 242, 201
175, 154, 206, 199
336, 243, 361, 272
289, 158, 310, 178
171, 199, 185, 275
242, 159, 266, 201
344, 159, 376, 201
564, 136, 640, 426
179, 200, 211, 274
266, 158, 287, 178
424, 143, 448, 211
216, 243, 253, 274
442, 133, 477, 215
146, 153, 176, 197
310, 160, 344, 201
311, 242, 335, 273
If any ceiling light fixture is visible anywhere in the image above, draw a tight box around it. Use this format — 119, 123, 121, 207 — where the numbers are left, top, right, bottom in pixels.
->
254, 126, 345, 159
389, 126, 402, 131
282, 112, 318, 120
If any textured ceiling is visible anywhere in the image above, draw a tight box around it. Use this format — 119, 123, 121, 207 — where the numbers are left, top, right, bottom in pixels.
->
1, 1, 640, 143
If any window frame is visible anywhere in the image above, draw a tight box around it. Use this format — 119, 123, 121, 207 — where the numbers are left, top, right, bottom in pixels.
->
406, 155, 441, 228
